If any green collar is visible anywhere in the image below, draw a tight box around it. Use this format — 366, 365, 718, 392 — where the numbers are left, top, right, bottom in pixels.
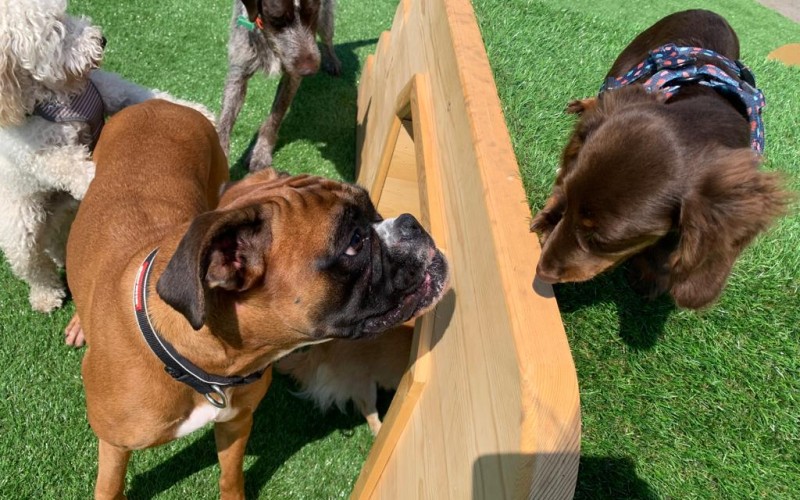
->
236, 15, 259, 31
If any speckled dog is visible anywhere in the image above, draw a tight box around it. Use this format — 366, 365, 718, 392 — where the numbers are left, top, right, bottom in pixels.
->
218, 0, 340, 172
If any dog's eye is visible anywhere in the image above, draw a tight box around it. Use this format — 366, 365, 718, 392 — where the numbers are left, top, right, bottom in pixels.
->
345, 229, 366, 256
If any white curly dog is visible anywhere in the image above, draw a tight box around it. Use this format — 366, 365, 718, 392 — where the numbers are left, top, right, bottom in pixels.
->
0, 0, 215, 313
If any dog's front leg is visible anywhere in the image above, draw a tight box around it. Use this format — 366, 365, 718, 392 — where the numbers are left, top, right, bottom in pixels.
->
318, 0, 341, 76
248, 74, 302, 172
32, 143, 95, 200
218, 66, 253, 157
214, 412, 255, 500
95, 439, 131, 500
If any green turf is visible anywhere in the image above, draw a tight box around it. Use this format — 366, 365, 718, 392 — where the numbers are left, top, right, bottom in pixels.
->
2, 0, 798, 498
472, 0, 800, 497
0, 0, 395, 498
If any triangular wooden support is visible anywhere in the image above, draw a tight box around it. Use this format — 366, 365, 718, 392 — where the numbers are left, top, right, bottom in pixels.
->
353, 0, 581, 498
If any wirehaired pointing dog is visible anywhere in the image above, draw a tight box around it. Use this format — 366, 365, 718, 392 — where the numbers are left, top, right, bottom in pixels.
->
218, 0, 341, 172
531, 9, 789, 309
66, 100, 448, 498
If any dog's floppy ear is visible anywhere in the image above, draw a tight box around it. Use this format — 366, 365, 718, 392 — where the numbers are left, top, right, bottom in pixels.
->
157, 205, 272, 330
669, 148, 789, 309
0, 46, 26, 126
240, 0, 260, 22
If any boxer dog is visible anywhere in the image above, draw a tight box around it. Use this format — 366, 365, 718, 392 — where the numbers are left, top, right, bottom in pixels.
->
66, 99, 448, 499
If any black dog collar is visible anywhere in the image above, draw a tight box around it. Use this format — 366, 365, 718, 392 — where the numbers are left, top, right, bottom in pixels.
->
133, 248, 265, 409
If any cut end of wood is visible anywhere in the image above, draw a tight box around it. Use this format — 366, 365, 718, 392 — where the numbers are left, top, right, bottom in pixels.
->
767, 43, 800, 66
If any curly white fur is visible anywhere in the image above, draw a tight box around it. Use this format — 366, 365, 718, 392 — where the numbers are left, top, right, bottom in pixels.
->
0, 0, 216, 312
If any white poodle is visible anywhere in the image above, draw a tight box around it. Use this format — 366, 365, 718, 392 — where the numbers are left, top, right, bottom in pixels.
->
0, 0, 215, 313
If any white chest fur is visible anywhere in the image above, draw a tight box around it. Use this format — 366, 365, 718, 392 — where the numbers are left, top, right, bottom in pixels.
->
174, 399, 240, 438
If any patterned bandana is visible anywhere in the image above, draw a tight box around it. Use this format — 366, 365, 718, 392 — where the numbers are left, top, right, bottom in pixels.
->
34, 80, 106, 151
600, 43, 766, 153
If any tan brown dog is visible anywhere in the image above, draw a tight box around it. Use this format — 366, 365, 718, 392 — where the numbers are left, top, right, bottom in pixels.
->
66, 99, 448, 499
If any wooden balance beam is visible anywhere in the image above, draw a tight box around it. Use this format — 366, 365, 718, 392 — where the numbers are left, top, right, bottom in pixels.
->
351, 0, 581, 498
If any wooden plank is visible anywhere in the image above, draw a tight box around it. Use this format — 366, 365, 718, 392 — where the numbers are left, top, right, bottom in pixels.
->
352, 0, 581, 497
768, 43, 800, 66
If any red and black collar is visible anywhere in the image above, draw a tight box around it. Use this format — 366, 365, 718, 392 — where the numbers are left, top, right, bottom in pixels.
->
133, 248, 264, 409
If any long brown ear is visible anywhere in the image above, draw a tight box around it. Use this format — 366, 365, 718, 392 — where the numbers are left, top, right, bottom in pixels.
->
156, 205, 272, 329
0, 46, 27, 126
669, 149, 789, 309
240, 0, 259, 22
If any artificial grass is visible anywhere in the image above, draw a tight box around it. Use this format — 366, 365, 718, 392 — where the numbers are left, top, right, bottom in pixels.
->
1, 0, 798, 499
472, 0, 800, 497
0, 0, 396, 498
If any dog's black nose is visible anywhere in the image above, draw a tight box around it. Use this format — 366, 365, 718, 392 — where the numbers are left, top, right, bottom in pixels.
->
396, 213, 424, 240
535, 262, 560, 284
100, 36, 107, 49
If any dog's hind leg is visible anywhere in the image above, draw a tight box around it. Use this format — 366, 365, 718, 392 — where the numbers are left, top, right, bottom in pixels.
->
248, 73, 301, 172
95, 439, 131, 500
0, 196, 65, 312
354, 383, 382, 436
318, 0, 341, 76
42, 192, 78, 268
218, 66, 253, 157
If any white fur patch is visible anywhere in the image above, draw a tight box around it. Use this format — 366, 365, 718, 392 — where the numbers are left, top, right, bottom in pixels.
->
174, 395, 239, 438
374, 217, 399, 246
271, 338, 332, 363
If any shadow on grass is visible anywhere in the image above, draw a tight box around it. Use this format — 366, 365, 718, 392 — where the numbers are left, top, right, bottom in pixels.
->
232, 38, 379, 181
470, 453, 655, 499
546, 265, 675, 350
126, 375, 363, 499
575, 455, 658, 500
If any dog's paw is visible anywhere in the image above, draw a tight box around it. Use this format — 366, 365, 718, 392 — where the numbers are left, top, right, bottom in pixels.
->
530, 211, 557, 241
68, 161, 96, 200
323, 55, 342, 76
29, 285, 66, 313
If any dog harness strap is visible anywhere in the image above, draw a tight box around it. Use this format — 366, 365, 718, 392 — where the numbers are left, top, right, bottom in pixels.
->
599, 43, 765, 153
33, 80, 106, 151
133, 249, 265, 407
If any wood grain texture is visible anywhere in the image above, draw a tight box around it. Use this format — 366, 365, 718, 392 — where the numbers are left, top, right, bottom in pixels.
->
767, 43, 800, 66
353, 0, 581, 498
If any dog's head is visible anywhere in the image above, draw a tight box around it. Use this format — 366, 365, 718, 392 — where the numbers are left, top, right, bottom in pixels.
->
239, 0, 321, 77
531, 85, 788, 308
0, 0, 105, 126
532, 87, 678, 282
156, 168, 449, 352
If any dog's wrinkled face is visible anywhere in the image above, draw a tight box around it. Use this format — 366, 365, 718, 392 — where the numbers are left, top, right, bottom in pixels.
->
240, 0, 321, 76
0, 2, 105, 124
532, 89, 679, 284
157, 169, 449, 348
